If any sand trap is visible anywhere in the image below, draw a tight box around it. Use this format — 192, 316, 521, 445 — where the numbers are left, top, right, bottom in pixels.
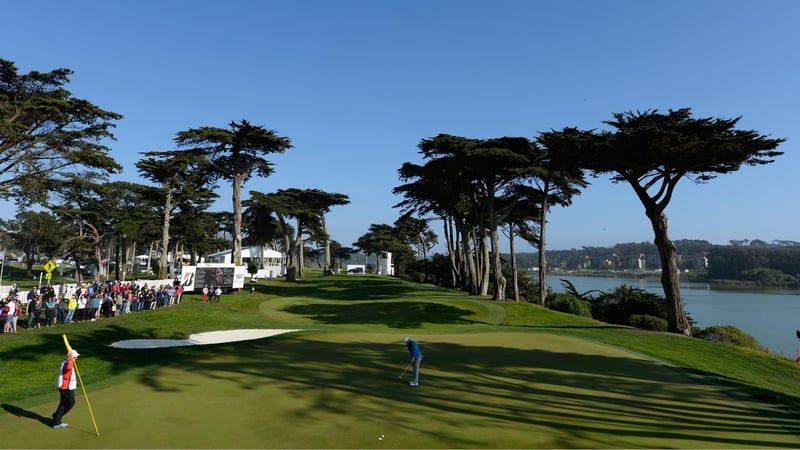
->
110, 329, 302, 349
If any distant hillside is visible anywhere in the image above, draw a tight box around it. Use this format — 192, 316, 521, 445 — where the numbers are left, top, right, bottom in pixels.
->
501, 240, 800, 284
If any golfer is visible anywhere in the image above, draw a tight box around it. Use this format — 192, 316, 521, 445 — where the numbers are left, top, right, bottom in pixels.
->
52, 349, 80, 429
403, 336, 423, 387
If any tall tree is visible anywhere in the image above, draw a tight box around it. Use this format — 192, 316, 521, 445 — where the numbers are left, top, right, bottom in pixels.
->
409, 135, 536, 300
53, 179, 138, 281
0, 59, 122, 202
394, 212, 438, 282
243, 192, 282, 268
174, 120, 292, 266
299, 189, 350, 275
136, 150, 215, 278
499, 185, 542, 302
328, 240, 354, 272
4, 211, 65, 277
249, 189, 315, 281
530, 132, 589, 305
395, 136, 486, 294
561, 108, 784, 335
470, 137, 538, 301
354, 224, 401, 272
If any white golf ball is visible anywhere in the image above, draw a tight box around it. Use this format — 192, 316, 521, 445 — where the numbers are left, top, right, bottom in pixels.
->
379, 434, 385, 440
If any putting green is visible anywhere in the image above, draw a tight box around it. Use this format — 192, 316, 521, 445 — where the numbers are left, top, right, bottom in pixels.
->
1, 330, 797, 448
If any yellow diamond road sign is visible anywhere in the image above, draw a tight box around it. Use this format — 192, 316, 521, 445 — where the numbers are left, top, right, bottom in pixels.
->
45, 272, 52, 280
43, 260, 57, 273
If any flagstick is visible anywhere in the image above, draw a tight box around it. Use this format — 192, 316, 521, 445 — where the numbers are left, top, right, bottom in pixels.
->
62, 335, 100, 436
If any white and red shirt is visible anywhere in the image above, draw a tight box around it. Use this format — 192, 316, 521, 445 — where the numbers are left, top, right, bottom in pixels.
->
56, 354, 77, 390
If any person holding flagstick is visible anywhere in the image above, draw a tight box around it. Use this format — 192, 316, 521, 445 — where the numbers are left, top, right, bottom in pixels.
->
53, 335, 100, 435
52, 348, 79, 429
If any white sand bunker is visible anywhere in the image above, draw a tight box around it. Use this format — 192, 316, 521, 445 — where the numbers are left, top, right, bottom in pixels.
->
110, 329, 302, 349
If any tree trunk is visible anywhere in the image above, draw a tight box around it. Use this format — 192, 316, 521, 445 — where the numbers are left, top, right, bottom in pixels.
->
159, 190, 172, 279
114, 237, 120, 281
232, 174, 244, 266
537, 193, 549, 306
444, 217, 459, 288
120, 235, 128, 283
477, 230, 491, 296
280, 216, 293, 270
95, 247, 104, 281
129, 241, 137, 278
147, 242, 154, 274
509, 225, 519, 302
462, 228, 478, 295
490, 226, 506, 301
322, 215, 331, 274
295, 218, 304, 278
649, 211, 691, 335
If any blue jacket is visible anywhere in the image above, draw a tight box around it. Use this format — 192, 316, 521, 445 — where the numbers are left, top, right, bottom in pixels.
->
406, 340, 423, 360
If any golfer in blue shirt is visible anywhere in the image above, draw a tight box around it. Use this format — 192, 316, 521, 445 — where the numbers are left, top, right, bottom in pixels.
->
404, 336, 423, 387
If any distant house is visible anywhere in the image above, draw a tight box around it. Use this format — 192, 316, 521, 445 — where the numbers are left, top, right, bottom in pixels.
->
378, 252, 394, 276
203, 246, 285, 278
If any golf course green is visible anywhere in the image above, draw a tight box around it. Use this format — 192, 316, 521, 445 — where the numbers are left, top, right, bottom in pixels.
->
1, 271, 799, 448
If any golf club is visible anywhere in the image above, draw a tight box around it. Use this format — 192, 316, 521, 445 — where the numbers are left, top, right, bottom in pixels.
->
398, 362, 411, 380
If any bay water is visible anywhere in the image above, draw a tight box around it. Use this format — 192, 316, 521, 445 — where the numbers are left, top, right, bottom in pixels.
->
546, 274, 800, 359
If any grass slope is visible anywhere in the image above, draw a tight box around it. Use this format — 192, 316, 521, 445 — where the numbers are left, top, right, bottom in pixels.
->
1, 271, 799, 448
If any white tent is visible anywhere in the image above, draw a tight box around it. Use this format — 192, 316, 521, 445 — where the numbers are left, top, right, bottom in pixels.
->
203, 246, 285, 277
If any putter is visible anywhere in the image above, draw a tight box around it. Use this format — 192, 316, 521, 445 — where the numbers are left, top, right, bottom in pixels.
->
398, 362, 411, 380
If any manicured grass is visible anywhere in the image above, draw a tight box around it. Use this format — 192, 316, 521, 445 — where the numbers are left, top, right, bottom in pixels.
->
1, 270, 800, 448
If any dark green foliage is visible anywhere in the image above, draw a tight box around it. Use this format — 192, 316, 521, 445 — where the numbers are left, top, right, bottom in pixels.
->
546, 292, 592, 318
402, 258, 427, 283
740, 268, 798, 286
627, 314, 668, 332
247, 260, 259, 275
0, 59, 123, 202
425, 253, 456, 288
695, 325, 763, 350
708, 245, 800, 282
589, 285, 668, 326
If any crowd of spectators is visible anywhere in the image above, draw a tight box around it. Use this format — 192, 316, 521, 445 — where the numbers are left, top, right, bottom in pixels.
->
1, 280, 185, 333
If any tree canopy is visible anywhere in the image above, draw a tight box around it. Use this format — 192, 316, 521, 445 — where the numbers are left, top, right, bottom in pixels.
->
553, 108, 785, 334
0, 58, 122, 203
175, 120, 292, 266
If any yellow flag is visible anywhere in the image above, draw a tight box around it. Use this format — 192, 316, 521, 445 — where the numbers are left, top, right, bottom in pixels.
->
62, 334, 73, 353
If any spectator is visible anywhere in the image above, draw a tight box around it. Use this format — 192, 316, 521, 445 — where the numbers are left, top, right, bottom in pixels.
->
26, 286, 38, 305
0, 298, 9, 332
28, 296, 44, 329
4, 296, 16, 333
64, 294, 77, 324
12, 298, 21, 332
55, 296, 66, 324
91, 294, 100, 321
76, 294, 87, 322
44, 295, 56, 327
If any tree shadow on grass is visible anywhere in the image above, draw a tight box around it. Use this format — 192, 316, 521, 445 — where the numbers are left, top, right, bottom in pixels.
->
261, 274, 445, 302
259, 275, 462, 301
128, 335, 800, 448
282, 301, 478, 327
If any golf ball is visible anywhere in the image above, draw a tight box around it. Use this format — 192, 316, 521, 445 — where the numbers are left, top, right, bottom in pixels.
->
379, 434, 385, 440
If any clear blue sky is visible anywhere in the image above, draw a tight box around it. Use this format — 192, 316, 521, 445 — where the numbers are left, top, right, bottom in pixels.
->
3, 0, 798, 251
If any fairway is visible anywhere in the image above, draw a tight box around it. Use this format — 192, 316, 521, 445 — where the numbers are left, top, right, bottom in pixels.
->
2, 330, 799, 448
